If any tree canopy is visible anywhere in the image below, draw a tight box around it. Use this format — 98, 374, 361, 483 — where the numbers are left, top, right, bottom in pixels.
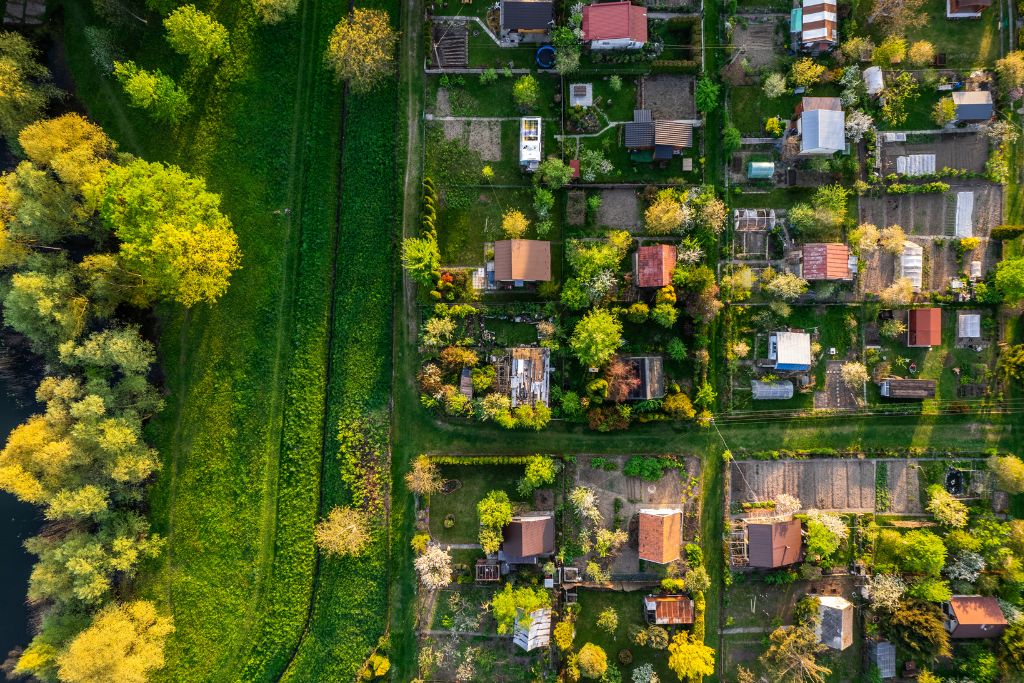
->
569, 308, 623, 368
164, 5, 230, 66
324, 9, 398, 93
99, 159, 241, 306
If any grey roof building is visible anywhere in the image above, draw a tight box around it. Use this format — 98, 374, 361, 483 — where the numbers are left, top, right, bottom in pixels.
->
816, 596, 854, 650
624, 109, 654, 149
500, 0, 554, 32
952, 91, 994, 122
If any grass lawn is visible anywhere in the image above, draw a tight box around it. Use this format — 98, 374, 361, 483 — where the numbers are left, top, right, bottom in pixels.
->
589, 75, 640, 123
429, 464, 528, 544
438, 187, 560, 266
873, 89, 945, 131
578, 127, 702, 184
469, 33, 537, 69
429, 72, 562, 119
865, 306, 997, 408
574, 589, 674, 682
730, 84, 841, 137
730, 186, 815, 208
486, 318, 540, 346
891, 0, 1001, 68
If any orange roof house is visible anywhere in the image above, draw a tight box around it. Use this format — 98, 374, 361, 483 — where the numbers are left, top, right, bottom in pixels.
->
944, 596, 1007, 638
644, 595, 694, 625
802, 243, 852, 281
638, 509, 681, 564
494, 239, 552, 283
746, 519, 803, 568
581, 1, 647, 49
907, 308, 941, 348
633, 244, 677, 288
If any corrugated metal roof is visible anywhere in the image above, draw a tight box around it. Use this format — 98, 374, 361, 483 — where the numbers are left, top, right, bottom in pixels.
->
644, 595, 694, 625
773, 331, 812, 369
802, 243, 851, 280
801, 108, 845, 154
751, 380, 794, 399
654, 120, 692, 148
624, 121, 655, 149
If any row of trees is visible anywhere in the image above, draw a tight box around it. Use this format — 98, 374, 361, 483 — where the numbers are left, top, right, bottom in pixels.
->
0, 36, 243, 681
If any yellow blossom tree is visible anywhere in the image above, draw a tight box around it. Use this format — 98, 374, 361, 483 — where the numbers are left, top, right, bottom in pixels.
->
324, 9, 398, 93
502, 208, 530, 238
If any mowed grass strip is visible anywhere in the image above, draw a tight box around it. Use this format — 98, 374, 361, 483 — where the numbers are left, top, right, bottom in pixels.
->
282, 12, 401, 676
63, 0, 343, 678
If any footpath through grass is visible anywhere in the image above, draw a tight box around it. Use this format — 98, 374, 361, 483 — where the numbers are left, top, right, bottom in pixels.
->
63, 0, 347, 678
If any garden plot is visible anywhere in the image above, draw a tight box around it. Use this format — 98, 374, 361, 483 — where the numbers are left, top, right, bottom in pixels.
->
858, 184, 1002, 238
596, 188, 641, 229
881, 133, 989, 175
730, 18, 783, 72
441, 119, 503, 161
640, 74, 697, 120
575, 456, 701, 574
884, 460, 923, 514
730, 459, 877, 512
858, 236, 1001, 295
812, 361, 861, 410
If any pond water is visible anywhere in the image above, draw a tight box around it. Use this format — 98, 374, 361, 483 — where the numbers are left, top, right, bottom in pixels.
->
0, 374, 40, 658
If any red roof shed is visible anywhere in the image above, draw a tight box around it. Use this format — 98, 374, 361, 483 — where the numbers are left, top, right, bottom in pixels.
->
582, 1, 647, 42
907, 308, 941, 348
802, 243, 851, 281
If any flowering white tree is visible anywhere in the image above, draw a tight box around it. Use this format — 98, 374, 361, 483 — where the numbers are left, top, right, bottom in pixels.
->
867, 573, 906, 612
632, 663, 659, 683
763, 72, 787, 99
945, 551, 985, 583
415, 545, 453, 590
773, 493, 802, 517
570, 486, 602, 525
806, 510, 850, 541
845, 110, 874, 143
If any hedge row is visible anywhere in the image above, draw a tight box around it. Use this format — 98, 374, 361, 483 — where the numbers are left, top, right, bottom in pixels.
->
733, 447, 1000, 460
429, 455, 542, 465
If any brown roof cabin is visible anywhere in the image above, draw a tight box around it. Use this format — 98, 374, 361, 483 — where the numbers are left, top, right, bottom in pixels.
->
879, 378, 936, 400
633, 244, 677, 288
644, 595, 694, 626
948, 0, 992, 18
638, 509, 682, 564
801, 243, 852, 281
746, 519, 803, 568
907, 308, 942, 348
494, 239, 552, 284
501, 513, 555, 564
944, 596, 1008, 638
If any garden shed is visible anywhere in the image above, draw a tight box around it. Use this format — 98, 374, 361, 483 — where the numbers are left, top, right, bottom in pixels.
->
944, 596, 1007, 638
879, 378, 936, 399
624, 109, 655, 151
769, 331, 812, 371
952, 91, 993, 122
633, 244, 677, 288
513, 608, 552, 651
638, 509, 682, 564
863, 66, 884, 96
508, 346, 551, 407
802, 243, 852, 281
958, 312, 981, 339
500, 0, 554, 36
798, 98, 845, 155
746, 519, 803, 568
816, 596, 854, 650
907, 308, 941, 348
644, 595, 694, 625
494, 239, 551, 284
869, 640, 896, 679
623, 355, 666, 400
747, 161, 775, 179
581, 1, 648, 50
899, 241, 924, 291
751, 379, 794, 400
501, 513, 555, 564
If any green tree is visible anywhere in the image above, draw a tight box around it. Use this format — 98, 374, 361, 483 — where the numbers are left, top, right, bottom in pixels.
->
477, 489, 512, 552
597, 607, 618, 634
996, 51, 1024, 92
990, 454, 1024, 493
18, 114, 114, 197
668, 630, 715, 681
324, 8, 398, 93
491, 583, 550, 634
401, 236, 440, 288
723, 125, 742, 156
0, 32, 59, 149
99, 159, 241, 306
996, 258, 1024, 302
518, 455, 559, 496
884, 599, 951, 661
790, 58, 826, 87
872, 35, 907, 67
926, 485, 967, 528
760, 624, 831, 683
253, 0, 298, 23
932, 97, 956, 126
164, 5, 230, 66
113, 61, 190, 123
577, 643, 608, 679
3, 269, 89, 354
535, 158, 574, 189
881, 72, 919, 127
2, 162, 88, 246
898, 530, 946, 576
695, 77, 720, 113
569, 309, 623, 368
512, 74, 540, 109
56, 600, 173, 683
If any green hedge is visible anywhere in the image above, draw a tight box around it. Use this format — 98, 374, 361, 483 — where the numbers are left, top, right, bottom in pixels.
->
429, 455, 541, 465
992, 224, 1024, 240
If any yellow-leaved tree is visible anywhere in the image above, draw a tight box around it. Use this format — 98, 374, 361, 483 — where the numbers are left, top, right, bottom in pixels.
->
324, 9, 398, 93
55, 601, 174, 683
668, 630, 716, 681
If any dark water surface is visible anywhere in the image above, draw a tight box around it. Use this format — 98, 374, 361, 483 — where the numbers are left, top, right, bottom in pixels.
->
0, 375, 40, 658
